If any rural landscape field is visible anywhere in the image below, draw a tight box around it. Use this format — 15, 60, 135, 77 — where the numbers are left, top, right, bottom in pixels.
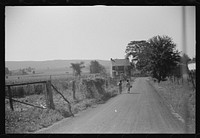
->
5, 59, 195, 133
5, 6, 195, 134
5, 60, 121, 133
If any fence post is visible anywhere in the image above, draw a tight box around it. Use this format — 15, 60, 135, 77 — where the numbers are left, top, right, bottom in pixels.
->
46, 81, 55, 109
7, 86, 14, 111
72, 80, 76, 100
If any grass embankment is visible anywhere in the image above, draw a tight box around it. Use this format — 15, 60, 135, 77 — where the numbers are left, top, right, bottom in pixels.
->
148, 78, 195, 133
5, 76, 119, 133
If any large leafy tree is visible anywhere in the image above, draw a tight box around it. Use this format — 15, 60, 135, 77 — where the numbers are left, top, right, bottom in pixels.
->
125, 40, 148, 61
70, 62, 85, 76
146, 35, 180, 82
89, 60, 106, 74
125, 40, 151, 74
126, 35, 180, 82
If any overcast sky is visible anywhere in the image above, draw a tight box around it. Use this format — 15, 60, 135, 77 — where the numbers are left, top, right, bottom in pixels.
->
5, 6, 195, 61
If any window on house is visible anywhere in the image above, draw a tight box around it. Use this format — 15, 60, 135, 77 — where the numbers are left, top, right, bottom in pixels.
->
118, 66, 124, 71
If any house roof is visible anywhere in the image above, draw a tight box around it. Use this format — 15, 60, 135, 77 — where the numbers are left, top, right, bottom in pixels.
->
111, 58, 130, 66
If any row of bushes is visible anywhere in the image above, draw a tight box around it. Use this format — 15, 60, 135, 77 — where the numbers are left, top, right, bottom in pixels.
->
52, 76, 118, 102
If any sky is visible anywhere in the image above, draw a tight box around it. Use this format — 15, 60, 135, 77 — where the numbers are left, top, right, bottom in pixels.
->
5, 6, 195, 61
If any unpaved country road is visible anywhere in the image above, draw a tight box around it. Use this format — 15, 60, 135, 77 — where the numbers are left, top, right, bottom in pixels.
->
36, 77, 185, 133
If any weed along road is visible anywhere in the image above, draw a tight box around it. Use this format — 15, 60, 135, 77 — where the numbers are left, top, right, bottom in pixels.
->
36, 77, 185, 133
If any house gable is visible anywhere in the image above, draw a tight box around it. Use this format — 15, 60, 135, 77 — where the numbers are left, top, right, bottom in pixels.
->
110, 58, 131, 78
111, 58, 130, 67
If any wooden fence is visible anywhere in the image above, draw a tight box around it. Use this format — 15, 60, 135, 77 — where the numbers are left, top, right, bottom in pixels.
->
5, 81, 54, 111
5, 80, 74, 116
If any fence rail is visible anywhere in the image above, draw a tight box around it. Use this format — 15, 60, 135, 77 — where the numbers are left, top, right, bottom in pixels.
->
51, 84, 74, 117
5, 80, 54, 111
5, 97, 46, 109
6, 81, 47, 87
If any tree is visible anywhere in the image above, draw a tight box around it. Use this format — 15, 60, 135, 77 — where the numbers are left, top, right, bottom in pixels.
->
89, 60, 106, 74
26, 67, 34, 72
147, 35, 180, 82
126, 35, 180, 83
20, 68, 27, 75
125, 40, 150, 71
5, 67, 9, 75
70, 62, 85, 76
180, 53, 191, 64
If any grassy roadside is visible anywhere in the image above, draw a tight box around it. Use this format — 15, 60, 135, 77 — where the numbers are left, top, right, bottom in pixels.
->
148, 78, 195, 133
5, 77, 119, 133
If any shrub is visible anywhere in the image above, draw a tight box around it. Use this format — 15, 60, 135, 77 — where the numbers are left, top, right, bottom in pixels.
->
34, 84, 43, 95
12, 86, 25, 98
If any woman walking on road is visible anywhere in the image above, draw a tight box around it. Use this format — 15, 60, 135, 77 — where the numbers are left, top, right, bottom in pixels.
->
126, 80, 132, 93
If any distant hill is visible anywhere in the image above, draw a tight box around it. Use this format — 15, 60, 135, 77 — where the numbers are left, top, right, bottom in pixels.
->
5, 60, 111, 72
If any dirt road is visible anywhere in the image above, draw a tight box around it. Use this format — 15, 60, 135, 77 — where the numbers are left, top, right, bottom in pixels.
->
36, 77, 185, 133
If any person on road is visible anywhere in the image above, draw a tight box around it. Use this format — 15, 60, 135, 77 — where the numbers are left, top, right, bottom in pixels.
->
118, 80, 122, 94
126, 80, 131, 93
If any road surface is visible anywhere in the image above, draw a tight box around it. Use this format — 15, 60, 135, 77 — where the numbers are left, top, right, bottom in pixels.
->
36, 77, 185, 133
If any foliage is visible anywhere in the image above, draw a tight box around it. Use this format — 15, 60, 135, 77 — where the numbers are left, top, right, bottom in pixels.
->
5, 74, 118, 133
20, 69, 28, 75
125, 40, 149, 64
180, 53, 191, 64
89, 60, 106, 75
147, 35, 181, 82
168, 53, 192, 85
70, 62, 85, 76
5, 67, 10, 75
25, 67, 35, 73
125, 40, 148, 59
125, 40, 151, 75
126, 35, 181, 82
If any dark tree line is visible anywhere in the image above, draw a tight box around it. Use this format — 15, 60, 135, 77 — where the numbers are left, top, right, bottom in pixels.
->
70, 60, 107, 77
90, 60, 106, 75
125, 35, 193, 83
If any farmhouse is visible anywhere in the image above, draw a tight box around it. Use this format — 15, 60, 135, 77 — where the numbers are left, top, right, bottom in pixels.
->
110, 58, 131, 78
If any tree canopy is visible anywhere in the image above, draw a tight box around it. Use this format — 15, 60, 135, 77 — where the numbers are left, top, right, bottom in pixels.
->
148, 35, 180, 82
125, 35, 181, 82
70, 62, 85, 76
89, 60, 106, 75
